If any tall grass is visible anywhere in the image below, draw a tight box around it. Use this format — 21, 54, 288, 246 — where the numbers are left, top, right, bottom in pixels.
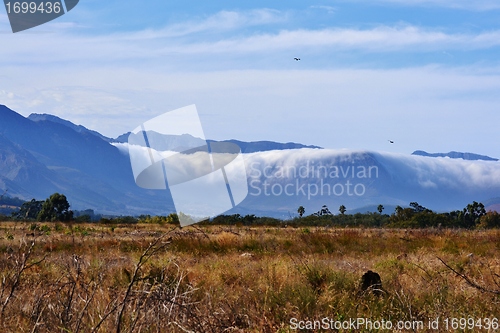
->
0, 223, 498, 332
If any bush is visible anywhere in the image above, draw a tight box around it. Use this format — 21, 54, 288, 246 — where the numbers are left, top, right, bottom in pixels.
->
477, 211, 500, 229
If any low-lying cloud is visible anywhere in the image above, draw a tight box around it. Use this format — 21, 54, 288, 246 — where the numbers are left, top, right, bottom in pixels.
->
115, 143, 500, 194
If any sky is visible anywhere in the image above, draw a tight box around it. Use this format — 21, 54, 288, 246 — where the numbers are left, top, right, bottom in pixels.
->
1, 0, 500, 158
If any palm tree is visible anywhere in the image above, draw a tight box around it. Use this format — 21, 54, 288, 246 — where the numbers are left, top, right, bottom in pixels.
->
297, 206, 305, 217
377, 204, 384, 214
339, 205, 346, 215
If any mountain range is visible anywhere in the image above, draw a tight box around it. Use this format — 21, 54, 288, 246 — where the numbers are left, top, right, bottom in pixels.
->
1, 104, 499, 217
0, 105, 322, 215
412, 150, 499, 161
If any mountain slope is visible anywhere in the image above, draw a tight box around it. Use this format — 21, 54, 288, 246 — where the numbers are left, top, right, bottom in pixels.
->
0, 133, 61, 199
0, 105, 173, 214
28, 113, 113, 143
32, 113, 322, 153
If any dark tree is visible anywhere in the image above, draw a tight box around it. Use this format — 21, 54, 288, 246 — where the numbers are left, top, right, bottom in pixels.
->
17, 199, 44, 220
297, 206, 305, 217
462, 201, 486, 227
339, 205, 346, 215
38, 193, 73, 222
409, 202, 430, 213
313, 205, 333, 216
377, 204, 384, 214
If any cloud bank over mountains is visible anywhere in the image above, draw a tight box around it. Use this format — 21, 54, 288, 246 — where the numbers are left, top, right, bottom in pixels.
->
116, 138, 500, 216
239, 148, 500, 216
1, 104, 499, 217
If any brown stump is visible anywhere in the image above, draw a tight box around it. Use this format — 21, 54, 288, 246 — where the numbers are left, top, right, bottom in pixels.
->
359, 270, 383, 296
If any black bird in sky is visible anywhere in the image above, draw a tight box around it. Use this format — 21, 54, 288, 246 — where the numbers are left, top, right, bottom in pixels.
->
388, 140, 394, 144
294, 57, 300, 61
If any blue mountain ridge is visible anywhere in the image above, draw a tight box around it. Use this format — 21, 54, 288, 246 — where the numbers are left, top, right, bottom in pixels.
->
1, 105, 172, 214
28, 113, 114, 143
412, 150, 498, 161
0, 105, 323, 214
119, 132, 322, 152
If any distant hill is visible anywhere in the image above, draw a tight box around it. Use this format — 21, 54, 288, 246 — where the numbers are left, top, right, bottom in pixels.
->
36, 117, 322, 153
125, 132, 206, 152
486, 204, 500, 213
115, 132, 132, 143
120, 132, 321, 153
412, 150, 498, 161
208, 139, 321, 153
483, 197, 500, 213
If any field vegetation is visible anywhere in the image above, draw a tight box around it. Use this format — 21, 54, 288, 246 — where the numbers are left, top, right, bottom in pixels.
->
0, 221, 498, 332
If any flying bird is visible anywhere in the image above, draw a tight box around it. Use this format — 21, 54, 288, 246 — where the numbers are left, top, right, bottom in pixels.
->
294, 57, 300, 61
388, 140, 394, 144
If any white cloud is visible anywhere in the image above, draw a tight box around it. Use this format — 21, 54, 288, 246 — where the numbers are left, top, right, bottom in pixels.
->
377, 152, 500, 189
0, 9, 287, 65
2, 65, 500, 159
1, 8, 499, 158
180, 26, 500, 54
245, 149, 500, 192
115, 144, 500, 190
109, 145, 500, 211
118, 9, 286, 41
2, 24, 500, 68
309, 5, 337, 14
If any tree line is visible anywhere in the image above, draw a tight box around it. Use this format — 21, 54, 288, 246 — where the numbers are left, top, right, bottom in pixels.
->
1, 193, 499, 228
291, 201, 499, 229
7, 193, 73, 222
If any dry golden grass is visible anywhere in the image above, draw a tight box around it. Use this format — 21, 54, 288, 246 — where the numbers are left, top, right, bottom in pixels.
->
0, 222, 498, 332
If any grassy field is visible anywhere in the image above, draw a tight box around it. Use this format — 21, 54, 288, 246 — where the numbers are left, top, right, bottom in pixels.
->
0, 222, 499, 332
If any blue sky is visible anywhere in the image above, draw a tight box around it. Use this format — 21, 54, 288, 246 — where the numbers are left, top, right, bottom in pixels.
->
1, 0, 500, 157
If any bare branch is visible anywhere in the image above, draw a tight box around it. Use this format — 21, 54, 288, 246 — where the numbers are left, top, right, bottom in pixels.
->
438, 257, 500, 295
